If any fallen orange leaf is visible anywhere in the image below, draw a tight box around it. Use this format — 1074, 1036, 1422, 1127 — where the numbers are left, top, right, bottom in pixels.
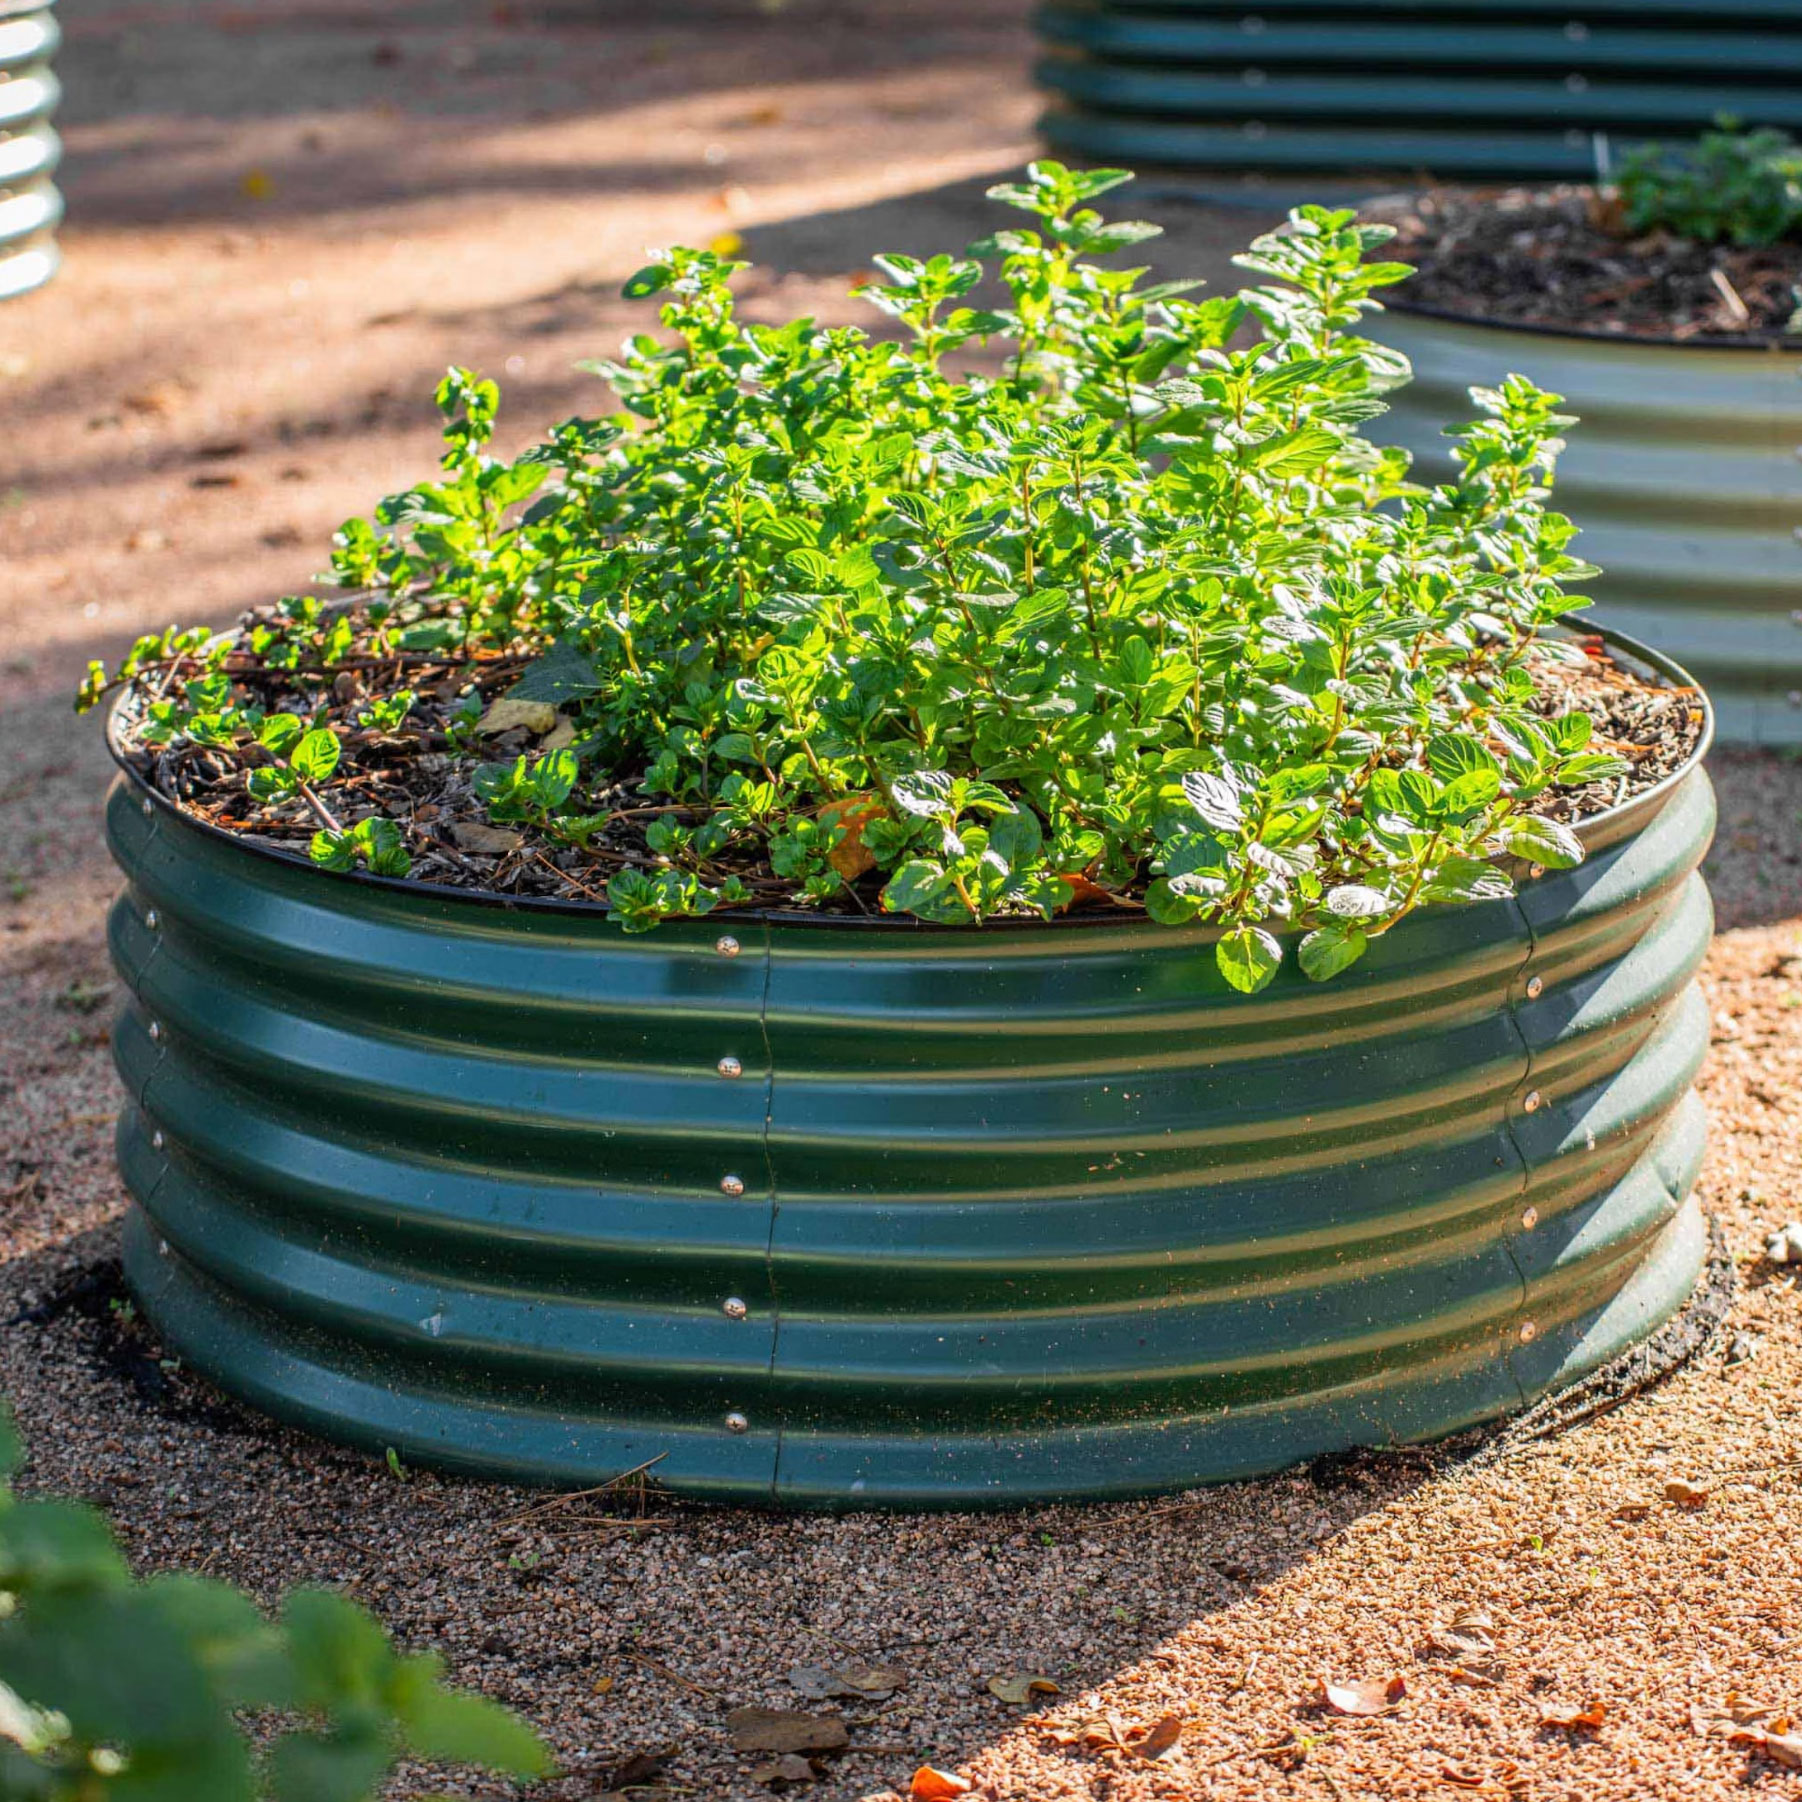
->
1539, 1702, 1605, 1731
1730, 1728, 1802, 1769
818, 795, 883, 879
1319, 1674, 1406, 1716
1056, 871, 1113, 912
1129, 1715, 1183, 1762
910, 1767, 973, 1801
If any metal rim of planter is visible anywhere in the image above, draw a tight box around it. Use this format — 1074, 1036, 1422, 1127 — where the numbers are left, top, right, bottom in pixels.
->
0, 0, 61, 302
1374, 297, 1802, 747
106, 629, 1716, 1509
1033, 1, 1802, 184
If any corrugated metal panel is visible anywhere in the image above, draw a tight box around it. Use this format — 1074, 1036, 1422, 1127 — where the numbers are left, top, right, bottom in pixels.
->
105, 648, 1714, 1506
0, 0, 60, 300
1036, 2, 1802, 181
1372, 306, 1802, 746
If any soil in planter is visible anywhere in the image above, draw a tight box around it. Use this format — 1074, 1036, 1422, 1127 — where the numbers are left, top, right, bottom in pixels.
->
1367, 185, 1802, 344
111, 607, 1706, 913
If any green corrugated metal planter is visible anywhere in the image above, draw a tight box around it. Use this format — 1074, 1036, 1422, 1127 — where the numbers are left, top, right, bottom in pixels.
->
1035, 1, 1802, 182
1372, 304, 1802, 746
0, 0, 60, 300
105, 635, 1715, 1508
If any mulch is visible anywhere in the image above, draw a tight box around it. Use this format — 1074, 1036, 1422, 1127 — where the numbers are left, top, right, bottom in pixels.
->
1370, 185, 1802, 343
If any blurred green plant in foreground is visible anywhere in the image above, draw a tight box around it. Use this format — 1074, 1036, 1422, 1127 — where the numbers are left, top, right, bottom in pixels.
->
0, 1408, 550, 1800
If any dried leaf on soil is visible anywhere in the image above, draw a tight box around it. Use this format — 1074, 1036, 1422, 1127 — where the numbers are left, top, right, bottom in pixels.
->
477, 696, 559, 736
909, 1765, 972, 1800
725, 1708, 850, 1755
787, 1660, 903, 1701
1538, 1702, 1606, 1731
1129, 1714, 1184, 1762
1728, 1724, 1802, 1768
1319, 1674, 1407, 1716
450, 821, 524, 855
1663, 1479, 1710, 1507
1431, 1607, 1497, 1657
986, 1673, 1060, 1705
817, 796, 883, 879
752, 1752, 819, 1787
603, 1749, 672, 1788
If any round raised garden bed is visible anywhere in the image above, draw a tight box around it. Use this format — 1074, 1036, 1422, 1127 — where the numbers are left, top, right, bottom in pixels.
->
0, 0, 60, 301
1034, 0, 1802, 184
1373, 302, 1802, 747
105, 632, 1716, 1509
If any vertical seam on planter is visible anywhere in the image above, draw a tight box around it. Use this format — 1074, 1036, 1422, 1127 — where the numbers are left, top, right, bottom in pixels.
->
753, 924, 783, 1499
1496, 895, 1542, 1393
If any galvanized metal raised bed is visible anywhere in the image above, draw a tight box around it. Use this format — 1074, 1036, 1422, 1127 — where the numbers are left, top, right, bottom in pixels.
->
0, 0, 60, 301
1373, 304, 1802, 746
106, 639, 1714, 1507
1036, 0, 1802, 183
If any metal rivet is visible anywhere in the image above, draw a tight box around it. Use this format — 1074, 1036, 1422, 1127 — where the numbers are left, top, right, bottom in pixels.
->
145, 908, 159, 931
1519, 1320, 1539, 1344
1790, 691, 1802, 709
722, 1296, 748, 1320
1563, 19, 1589, 40
716, 934, 740, 957
140, 796, 154, 816
1564, 72, 1588, 93
720, 1172, 745, 1197
1525, 975, 1544, 999
1240, 13, 1266, 32
1242, 66, 1266, 86
1791, 608, 1802, 624
158, 1238, 170, 1256
1564, 128, 1586, 149
147, 1020, 162, 1042
717, 1055, 743, 1079
151, 1129, 165, 1151
1521, 1206, 1539, 1230
724, 1410, 749, 1434
1243, 120, 1267, 139
1523, 1089, 1542, 1113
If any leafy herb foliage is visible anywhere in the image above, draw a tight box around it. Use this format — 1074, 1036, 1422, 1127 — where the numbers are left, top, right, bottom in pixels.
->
1618, 118, 1802, 248
0, 1407, 549, 1799
84, 165, 1623, 993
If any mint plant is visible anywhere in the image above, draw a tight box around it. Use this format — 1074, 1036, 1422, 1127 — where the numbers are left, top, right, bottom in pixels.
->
85, 165, 1630, 994
0, 1408, 549, 1800
1617, 118, 1802, 247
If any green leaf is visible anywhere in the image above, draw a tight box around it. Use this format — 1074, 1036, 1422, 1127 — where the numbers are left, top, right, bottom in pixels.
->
1181, 771, 1243, 833
509, 639, 604, 704
390, 1657, 551, 1776
290, 730, 341, 786
257, 713, 305, 756
1323, 884, 1388, 919
1494, 814, 1585, 870
1215, 925, 1283, 994
1425, 735, 1500, 783
622, 263, 672, 299
1298, 923, 1368, 982
268, 1728, 393, 1802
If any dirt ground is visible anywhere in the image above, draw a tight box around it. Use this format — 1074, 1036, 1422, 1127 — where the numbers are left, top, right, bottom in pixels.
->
4, 4, 1802, 1799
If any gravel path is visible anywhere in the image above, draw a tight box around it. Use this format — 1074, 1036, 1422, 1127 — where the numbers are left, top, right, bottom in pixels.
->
4, 6, 1801, 1799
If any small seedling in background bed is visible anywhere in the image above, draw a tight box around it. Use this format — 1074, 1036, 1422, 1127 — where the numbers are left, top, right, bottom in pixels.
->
356, 687, 415, 732
1617, 116, 1802, 248
473, 748, 579, 826
385, 1444, 409, 1481
309, 815, 412, 877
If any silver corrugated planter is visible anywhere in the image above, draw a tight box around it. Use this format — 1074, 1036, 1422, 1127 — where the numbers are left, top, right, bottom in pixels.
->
1373, 302, 1802, 746
0, 0, 60, 300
